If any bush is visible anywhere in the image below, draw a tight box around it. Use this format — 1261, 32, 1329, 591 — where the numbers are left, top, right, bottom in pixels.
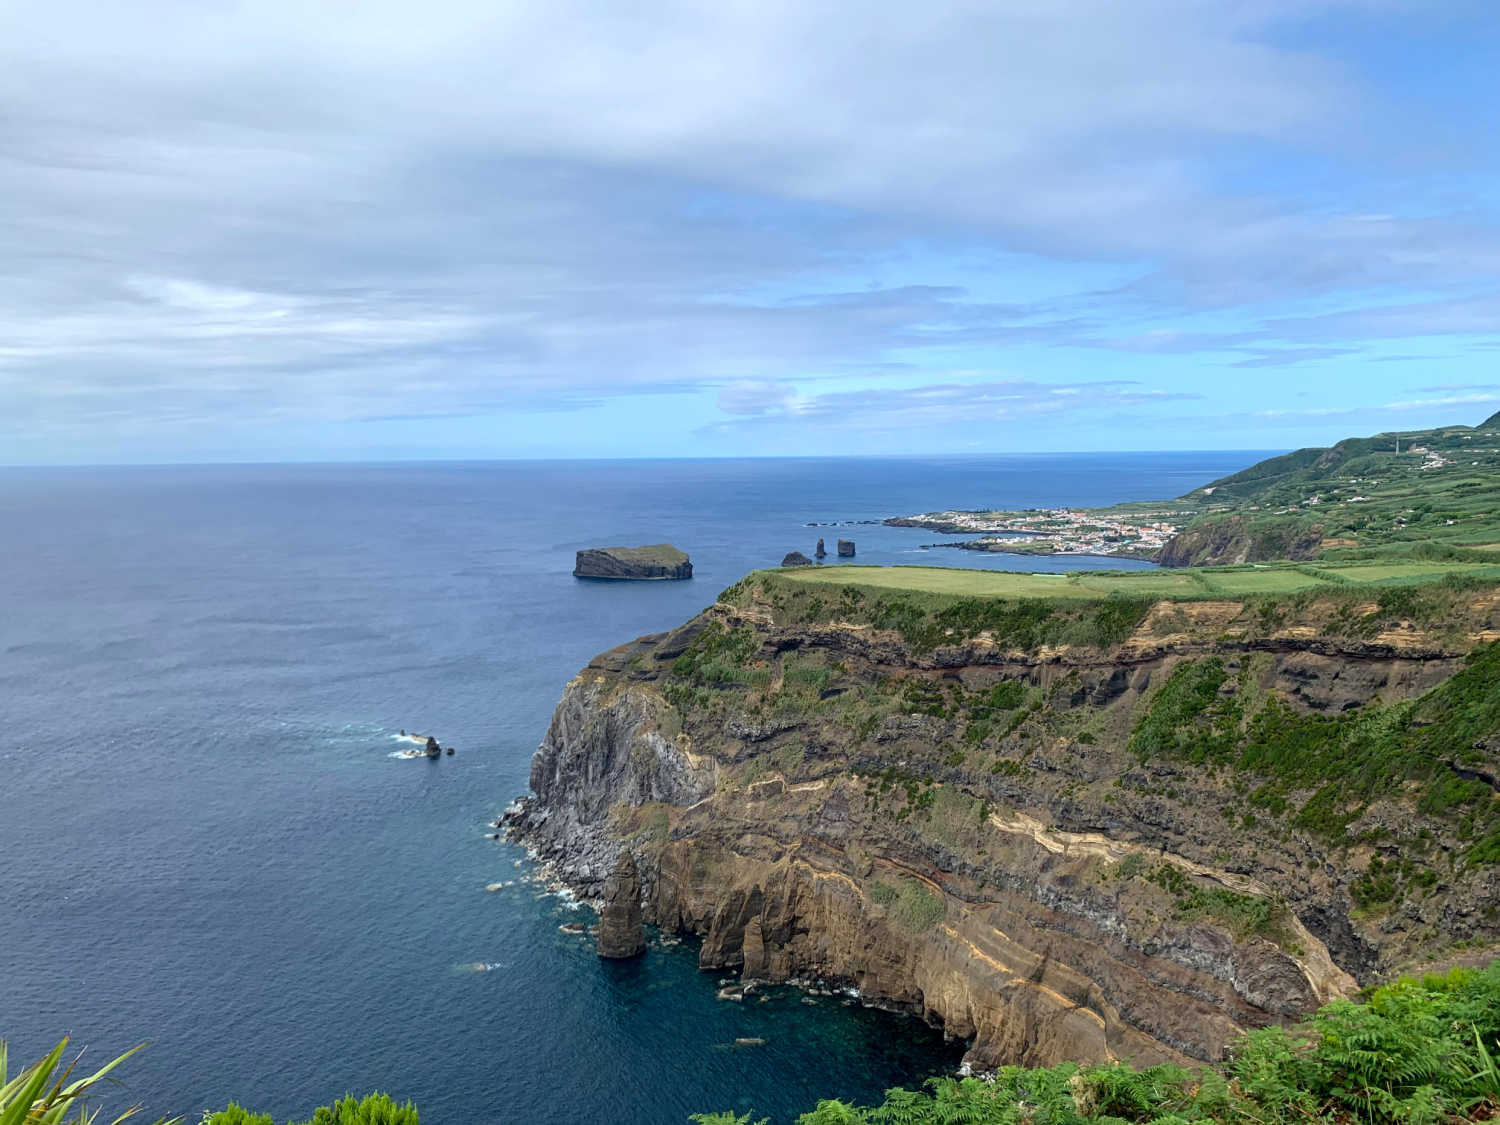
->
205, 1094, 418, 1125
699, 960, 1500, 1124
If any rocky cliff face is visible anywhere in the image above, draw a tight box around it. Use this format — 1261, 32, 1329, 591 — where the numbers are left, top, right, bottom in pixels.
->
1157, 515, 1324, 568
506, 578, 1500, 1070
597, 850, 647, 958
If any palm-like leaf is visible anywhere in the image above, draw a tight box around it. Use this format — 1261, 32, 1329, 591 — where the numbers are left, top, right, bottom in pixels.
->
0, 1038, 177, 1125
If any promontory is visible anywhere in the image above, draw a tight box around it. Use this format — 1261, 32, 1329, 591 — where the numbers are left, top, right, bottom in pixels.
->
506, 558, 1500, 1072
574, 544, 693, 580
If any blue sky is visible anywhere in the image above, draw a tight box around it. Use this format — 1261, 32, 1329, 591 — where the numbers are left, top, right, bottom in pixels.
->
3, 0, 1499, 463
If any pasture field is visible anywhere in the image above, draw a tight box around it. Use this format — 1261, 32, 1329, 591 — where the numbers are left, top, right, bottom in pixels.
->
768, 560, 1500, 602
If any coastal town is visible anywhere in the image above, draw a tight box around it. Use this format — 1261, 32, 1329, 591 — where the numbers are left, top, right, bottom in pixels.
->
886, 506, 1187, 560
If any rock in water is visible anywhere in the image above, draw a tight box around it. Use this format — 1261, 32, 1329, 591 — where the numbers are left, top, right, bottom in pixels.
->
837, 539, 856, 557
814, 537, 827, 558
596, 850, 645, 959
781, 551, 813, 567
573, 544, 693, 580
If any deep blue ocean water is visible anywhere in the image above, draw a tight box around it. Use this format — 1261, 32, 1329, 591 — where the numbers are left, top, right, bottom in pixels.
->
0, 453, 1266, 1125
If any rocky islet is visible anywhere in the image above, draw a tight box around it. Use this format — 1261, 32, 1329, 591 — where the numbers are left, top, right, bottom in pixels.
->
574, 544, 693, 580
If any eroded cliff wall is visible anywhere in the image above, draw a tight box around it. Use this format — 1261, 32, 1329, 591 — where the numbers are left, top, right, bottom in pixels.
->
505, 576, 1500, 1069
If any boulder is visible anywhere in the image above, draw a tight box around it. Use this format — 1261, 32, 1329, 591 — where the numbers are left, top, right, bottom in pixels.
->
815, 538, 827, 558
781, 551, 813, 567
597, 851, 646, 959
574, 544, 693, 580
837, 539, 856, 557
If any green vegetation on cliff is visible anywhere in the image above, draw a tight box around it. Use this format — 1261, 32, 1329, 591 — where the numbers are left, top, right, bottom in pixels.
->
723, 563, 1500, 657
1126, 641, 1500, 867
760, 561, 1500, 605
697, 962, 1500, 1125
204, 1095, 417, 1125
1157, 417, 1500, 566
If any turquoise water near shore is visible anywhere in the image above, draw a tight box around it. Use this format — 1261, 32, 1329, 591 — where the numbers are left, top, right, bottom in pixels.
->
0, 454, 1264, 1124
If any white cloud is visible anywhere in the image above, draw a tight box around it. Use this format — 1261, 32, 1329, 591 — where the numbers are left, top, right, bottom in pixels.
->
0, 0, 1497, 452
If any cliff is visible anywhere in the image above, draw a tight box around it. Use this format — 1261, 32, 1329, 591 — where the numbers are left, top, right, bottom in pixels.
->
506, 570, 1500, 1071
1155, 515, 1325, 568
574, 544, 693, 580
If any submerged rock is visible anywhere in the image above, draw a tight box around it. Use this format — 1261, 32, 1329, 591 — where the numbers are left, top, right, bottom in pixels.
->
596, 850, 646, 959
574, 544, 692, 580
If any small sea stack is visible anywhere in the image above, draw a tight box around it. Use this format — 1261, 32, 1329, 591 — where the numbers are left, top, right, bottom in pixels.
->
596, 851, 645, 959
837, 539, 856, 557
781, 551, 813, 567
574, 544, 692, 580
814, 537, 827, 558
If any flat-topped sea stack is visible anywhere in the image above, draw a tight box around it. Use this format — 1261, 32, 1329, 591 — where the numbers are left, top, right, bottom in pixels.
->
574, 544, 692, 580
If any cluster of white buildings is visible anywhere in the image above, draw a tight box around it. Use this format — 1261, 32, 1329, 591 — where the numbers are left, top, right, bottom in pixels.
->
911, 508, 1182, 557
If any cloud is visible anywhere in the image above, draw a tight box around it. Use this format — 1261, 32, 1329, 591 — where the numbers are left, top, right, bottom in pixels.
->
717, 381, 800, 416
1, 0, 1499, 454
703, 377, 1201, 437
1229, 347, 1358, 368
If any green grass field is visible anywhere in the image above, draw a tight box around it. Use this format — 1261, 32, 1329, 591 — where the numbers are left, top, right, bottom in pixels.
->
768, 559, 1500, 601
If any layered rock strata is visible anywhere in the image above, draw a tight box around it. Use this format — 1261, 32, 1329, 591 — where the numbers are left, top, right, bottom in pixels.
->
506, 581, 1500, 1069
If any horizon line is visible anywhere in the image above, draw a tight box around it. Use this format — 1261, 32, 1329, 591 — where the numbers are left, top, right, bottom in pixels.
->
0, 448, 1290, 470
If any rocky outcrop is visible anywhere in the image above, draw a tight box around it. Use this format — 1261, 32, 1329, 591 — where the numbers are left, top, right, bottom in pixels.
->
597, 851, 646, 958
505, 584, 1500, 1070
1157, 516, 1323, 568
782, 552, 813, 567
574, 544, 693, 580
815, 538, 827, 558
837, 539, 856, 557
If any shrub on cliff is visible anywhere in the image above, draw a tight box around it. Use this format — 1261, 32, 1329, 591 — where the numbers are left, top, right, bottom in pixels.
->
697, 961, 1500, 1124
202, 1094, 417, 1125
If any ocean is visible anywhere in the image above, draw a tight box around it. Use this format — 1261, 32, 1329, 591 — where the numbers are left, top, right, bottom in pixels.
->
0, 452, 1266, 1125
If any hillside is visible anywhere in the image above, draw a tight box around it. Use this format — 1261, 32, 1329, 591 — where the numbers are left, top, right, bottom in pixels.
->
888, 414, 1500, 567
1160, 416, 1500, 566
505, 563, 1500, 1073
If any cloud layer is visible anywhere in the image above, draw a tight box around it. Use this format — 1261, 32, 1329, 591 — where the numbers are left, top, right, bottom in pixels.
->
2, 0, 1498, 458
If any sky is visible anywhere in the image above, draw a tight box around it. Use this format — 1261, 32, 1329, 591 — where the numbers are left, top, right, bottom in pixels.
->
3, 0, 1499, 463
